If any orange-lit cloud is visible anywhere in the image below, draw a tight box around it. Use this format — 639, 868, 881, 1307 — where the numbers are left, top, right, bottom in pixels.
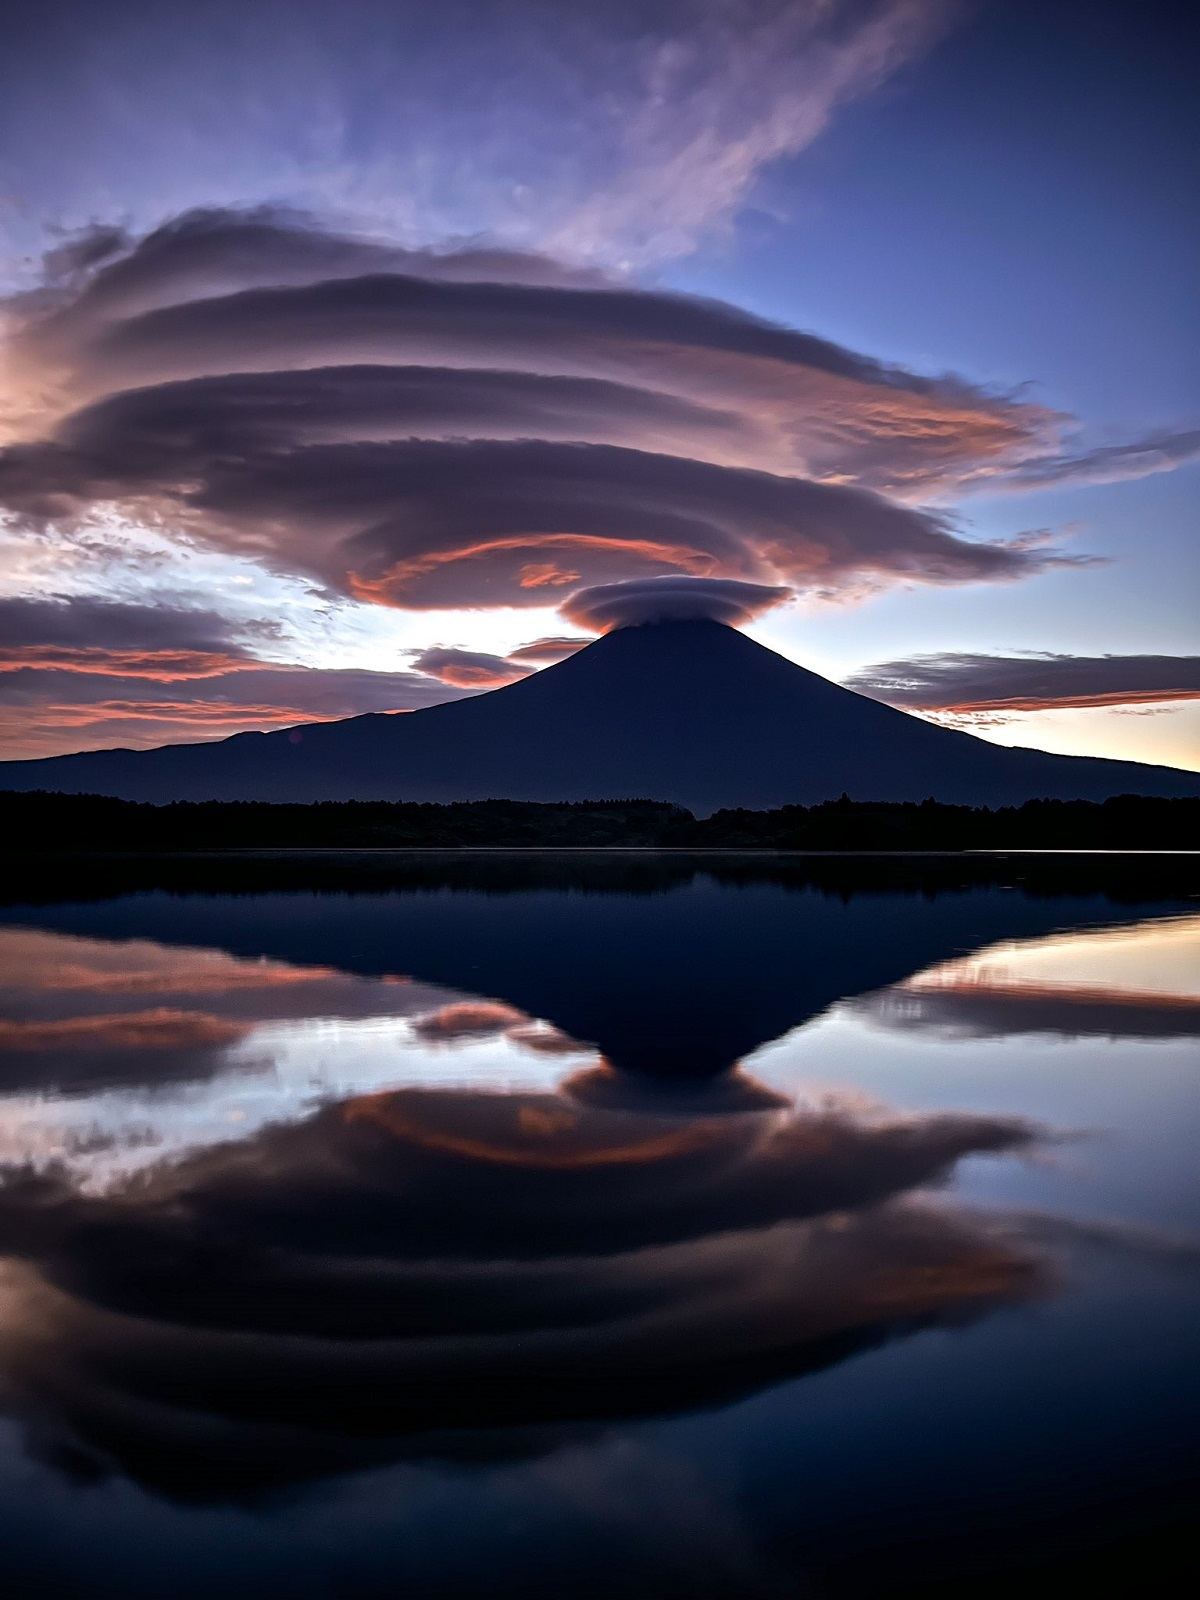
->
13, 698, 331, 729
0, 208, 1096, 627
5, 205, 1189, 772
846, 651, 1200, 716
0, 994, 253, 1094
342, 1088, 725, 1169
518, 561, 582, 589
346, 527, 722, 610
0, 596, 464, 757
0, 645, 261, 679
936, 691, 1200, 713
409, 648, 534, 690
505, 636, 591, 665
409, 1000, 592, 1053
410, 634, 598, 688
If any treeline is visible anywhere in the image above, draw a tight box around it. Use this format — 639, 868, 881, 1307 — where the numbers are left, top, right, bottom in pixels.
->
1, 789, 1196, 851
686, 793, 1200, 851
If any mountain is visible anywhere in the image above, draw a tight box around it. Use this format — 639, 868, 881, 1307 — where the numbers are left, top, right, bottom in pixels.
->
1, 619, 1196, 811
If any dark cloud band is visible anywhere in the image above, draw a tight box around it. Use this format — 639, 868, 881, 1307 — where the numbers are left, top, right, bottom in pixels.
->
0, 596, 461, 757
561, 576, 793, 630
846, 651, 1200, 714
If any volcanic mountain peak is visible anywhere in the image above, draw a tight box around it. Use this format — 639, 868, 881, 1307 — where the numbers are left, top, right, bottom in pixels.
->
0, 618, 1196, 810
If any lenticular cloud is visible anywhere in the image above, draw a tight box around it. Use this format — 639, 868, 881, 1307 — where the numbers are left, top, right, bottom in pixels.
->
0, 206, 1082, 616
562, 576, 793, 631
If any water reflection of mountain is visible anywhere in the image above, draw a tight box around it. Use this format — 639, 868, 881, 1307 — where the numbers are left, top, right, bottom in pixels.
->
0, 858, 1193, 1506
4, 855, 1195, 1078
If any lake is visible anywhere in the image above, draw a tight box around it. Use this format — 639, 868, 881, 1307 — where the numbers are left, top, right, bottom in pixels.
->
0, 853, 1196, 1597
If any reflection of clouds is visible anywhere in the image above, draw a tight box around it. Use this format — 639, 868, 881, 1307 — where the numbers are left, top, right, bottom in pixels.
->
411, 1000, 528, 1041
849, 914, 1200, 1041
0, 1009, 247, 1051
0, 1008, 250, 1088
0, 925, 401, 1023
0, 925, 511, 1181
412, 1001, 593, 1056
857, 980, 1200, 1041
507, 1023, 591, 1056
0, 1084, 1043, 1501
564, 1062, 790, 1115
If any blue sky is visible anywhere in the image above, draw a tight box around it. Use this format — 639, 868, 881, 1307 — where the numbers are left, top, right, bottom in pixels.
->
0, 0, 1195, 765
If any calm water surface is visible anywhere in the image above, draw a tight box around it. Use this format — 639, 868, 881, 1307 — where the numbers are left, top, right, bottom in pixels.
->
0, 854, 1196, 1597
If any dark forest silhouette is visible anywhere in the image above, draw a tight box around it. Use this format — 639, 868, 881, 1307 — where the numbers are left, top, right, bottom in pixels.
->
2, 787, 1197, 853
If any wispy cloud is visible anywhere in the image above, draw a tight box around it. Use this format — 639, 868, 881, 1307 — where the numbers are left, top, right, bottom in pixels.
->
0, 2, 956, 273
975, 426, 1200, 494
536, 0, 958, 265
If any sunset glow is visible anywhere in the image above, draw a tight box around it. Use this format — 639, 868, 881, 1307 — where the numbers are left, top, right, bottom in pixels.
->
0, 1, 1194, 769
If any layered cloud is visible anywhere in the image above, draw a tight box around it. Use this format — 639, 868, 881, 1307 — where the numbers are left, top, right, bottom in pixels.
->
6, 205, 1194, 761
1, 207, 1093, 625
847, 650, 1200, 714
0, 595, 463, 757
0, 6, 1195, 777
0, 595, 273, 679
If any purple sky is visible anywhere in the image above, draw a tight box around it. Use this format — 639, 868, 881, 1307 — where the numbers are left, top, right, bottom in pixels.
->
0, 0, 1196, 767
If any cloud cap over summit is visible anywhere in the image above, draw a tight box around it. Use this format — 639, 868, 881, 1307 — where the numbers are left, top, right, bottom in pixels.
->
562, 576, 793, 630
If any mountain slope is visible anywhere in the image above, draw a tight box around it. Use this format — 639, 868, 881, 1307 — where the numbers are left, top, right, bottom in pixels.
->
1, 619, 1196, 810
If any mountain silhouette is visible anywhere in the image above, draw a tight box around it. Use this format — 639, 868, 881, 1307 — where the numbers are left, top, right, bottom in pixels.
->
1, 619, 1196, 809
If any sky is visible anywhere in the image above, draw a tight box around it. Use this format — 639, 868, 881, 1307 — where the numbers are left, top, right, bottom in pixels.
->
0, 0, 1196, 767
